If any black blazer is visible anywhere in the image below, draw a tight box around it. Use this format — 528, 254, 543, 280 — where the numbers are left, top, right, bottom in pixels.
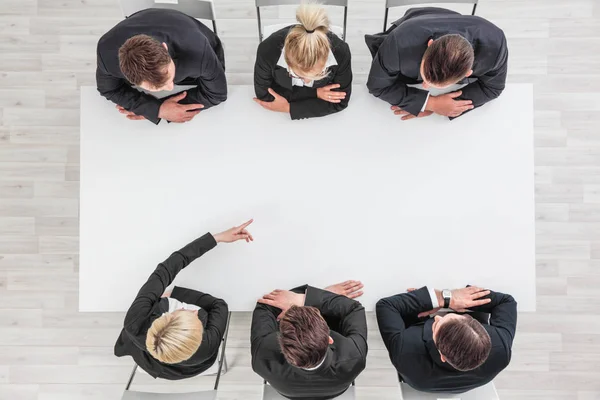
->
114, 233, 229, 380
96, 8, 227, 125
251, 285, 367, 400
365, 7, 508, 117
376, 286, 517, 394
254, 26, 352, 120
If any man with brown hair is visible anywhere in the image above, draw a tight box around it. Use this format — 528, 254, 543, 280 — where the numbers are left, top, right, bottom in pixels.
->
376, 286, 517, 393
365, 7, 508, 120
251, 281, 367, 399
96, 8, 227, 125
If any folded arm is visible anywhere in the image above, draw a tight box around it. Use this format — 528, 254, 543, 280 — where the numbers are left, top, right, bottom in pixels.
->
96, 52, 163, 124
375, 287, 433, 368
366, 34, 428, 116
171, 286, 229, 342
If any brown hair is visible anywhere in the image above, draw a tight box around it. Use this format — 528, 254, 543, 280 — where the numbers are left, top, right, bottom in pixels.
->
278, 305, 330, 368
284, 3, 331, 81
435, 315, 491, 371
146, 311, 204, 364
118, 34, 171, 87
422, 34, 474, 85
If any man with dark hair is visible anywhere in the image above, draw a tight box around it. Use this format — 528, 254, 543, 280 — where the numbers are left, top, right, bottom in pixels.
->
251, 281, 367, 399
376, 286, 517, 393
365, 7, 508, 120
96, 8, 227, 125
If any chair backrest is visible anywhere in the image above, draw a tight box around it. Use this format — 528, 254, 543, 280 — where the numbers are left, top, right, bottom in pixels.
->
385, 0, 476, 8
263, 384, 356, 400
383, 0, 477, 32
400, 382, 499, 400
120, 0, 217, 23
255, 0, 348, 41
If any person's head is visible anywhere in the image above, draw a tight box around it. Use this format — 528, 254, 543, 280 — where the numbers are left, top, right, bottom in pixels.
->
118, 34, 176, 92
432, 314, 491, 371
278, 305, 333, 368
146, 309, 203, 364
284, 3, 331, 83
420, 34, 474, 89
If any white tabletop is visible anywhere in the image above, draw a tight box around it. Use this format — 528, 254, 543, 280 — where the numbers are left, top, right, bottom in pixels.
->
79, 85, 535, 312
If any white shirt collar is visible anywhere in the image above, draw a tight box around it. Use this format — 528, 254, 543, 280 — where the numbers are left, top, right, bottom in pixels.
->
277, 49, 337, 88
301, 353, 327, 371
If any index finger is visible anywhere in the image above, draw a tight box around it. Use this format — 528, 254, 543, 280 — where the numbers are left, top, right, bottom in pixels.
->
326, 84, 341, 90
238, 219, 254, 230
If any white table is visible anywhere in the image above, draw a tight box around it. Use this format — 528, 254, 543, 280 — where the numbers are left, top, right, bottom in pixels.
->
80, 85, 535, 312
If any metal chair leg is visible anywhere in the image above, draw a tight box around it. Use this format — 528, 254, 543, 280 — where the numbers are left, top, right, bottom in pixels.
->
124, 364, 138, 391
257, 6, 263, 42
472, 3, 478, 15
213, 311, 232, 390
342, 6, 348, 41
212, 20, 218, 35
383, 8, 389, 32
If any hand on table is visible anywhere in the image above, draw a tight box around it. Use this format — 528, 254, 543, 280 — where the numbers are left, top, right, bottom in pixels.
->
253, 88, 290, 113
213, 219, 254, 243
158, 91, 204, 123
391, 106, 433, 121
317, 84, 346, 104
325, 280, 364, 299
427, 91, 474, 118
116, 105, 146, 121
258, 289, 305, 319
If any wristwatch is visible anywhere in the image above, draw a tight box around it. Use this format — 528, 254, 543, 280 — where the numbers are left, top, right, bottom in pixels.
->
442, 289, 452, 309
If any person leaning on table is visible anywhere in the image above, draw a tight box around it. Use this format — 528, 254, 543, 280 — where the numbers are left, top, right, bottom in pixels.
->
376, 285, 517, 394
113, 219, 254, 380
96, 8, 227, 125
253, 3, 352, 120
365, 7, 508, 121
251, 281, 367, 400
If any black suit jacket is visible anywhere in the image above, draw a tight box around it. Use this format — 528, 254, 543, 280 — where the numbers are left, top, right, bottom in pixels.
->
376, 286, 517, 394
251, 285, 367, 400
96, 8, 227, 125
365, 7, 508, 117
254, 26, 352, 120
114, 233, 229, 380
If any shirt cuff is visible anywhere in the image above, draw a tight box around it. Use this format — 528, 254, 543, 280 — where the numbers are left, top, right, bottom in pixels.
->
420, 92, 431, 113
428, 286, 441, 308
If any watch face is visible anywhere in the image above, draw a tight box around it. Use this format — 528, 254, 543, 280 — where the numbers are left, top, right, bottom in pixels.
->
443, 290, 451, 298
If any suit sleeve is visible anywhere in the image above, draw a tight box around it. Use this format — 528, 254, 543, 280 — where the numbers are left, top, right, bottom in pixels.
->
250, 300, 280, 361
305, 286, 368, 358
466, 289, 517, 360
176, 39, 227, 110
289, 44, 353, 120
366, 34, 428, 116
254, 42, 275, 102
96, 49, 163, 125
123, 233, 217, 328
453, 36, 508, 116
171, 286, 229, 343
375, 287, 433, 370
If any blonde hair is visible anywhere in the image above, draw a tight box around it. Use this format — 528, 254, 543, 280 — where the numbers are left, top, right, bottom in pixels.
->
284, 3, 331, 81
146, 311, 204, 364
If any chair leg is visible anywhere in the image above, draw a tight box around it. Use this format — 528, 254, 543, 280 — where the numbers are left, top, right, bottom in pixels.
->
212, 20, 218, 35
214, 312, 232, 390
342, 6, 348, 42
124, 364, 138, 391
256, 7, 263, 42
472, 3, 478, 15
383, 8, 389, 32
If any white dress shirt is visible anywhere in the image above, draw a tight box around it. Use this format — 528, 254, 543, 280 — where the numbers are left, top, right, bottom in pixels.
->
166, 297, 201, 313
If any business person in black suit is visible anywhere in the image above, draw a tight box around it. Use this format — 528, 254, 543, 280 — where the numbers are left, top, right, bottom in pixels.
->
376, 285, 517, 394
113, 219, 253, 380
252, 281, 367, 399
366, 7, 508, 120
96, 8, 227, 125
253, 4, 352, 120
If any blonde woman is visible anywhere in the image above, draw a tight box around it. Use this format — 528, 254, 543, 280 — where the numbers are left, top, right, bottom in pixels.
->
253, 3, 352, 120
114, 219, 254, 379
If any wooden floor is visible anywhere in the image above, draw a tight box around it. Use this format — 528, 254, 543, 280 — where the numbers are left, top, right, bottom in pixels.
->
1, 0, 600, 399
